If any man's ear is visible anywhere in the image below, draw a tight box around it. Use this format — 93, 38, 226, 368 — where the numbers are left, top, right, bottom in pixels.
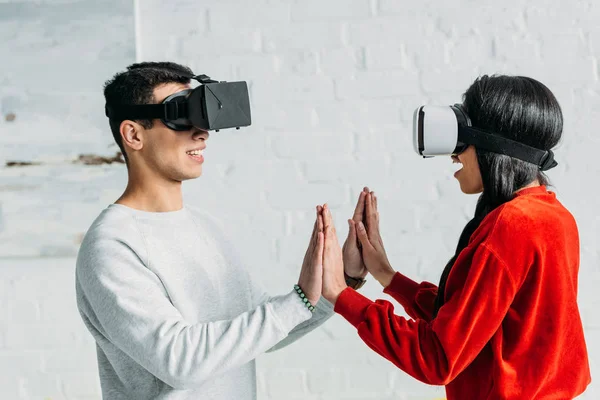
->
120, 120, 145, 153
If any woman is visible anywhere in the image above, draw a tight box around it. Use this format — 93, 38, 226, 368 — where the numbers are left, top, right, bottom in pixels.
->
319, 75, 591, 399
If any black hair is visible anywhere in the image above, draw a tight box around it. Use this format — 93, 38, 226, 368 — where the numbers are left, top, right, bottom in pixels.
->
103, 62, 194, 163
432, 75, 563, 318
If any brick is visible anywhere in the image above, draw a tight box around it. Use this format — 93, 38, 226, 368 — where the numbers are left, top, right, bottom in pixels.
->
335, 70, 420, 100
493, 34, 540, 61
262, 22, 344, 52
291, 0, 371, 21
275, 50, 319, 76
314, 100, 407, 131
264, 368, 307, 398
305, 367, 347, 396
251, 75, 336, 106
19, 371, 64, 400
208, 2, 290, 31
266, 181, 346, 211
347, 17, 425, 46
319, 47, 364, 76
271, 131, 353, 161
365, 42, 409, 70
420, 66, 480, 94
254, 103, 318, 132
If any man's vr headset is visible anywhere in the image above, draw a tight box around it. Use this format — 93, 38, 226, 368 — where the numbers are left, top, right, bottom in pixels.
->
413, 104, 557, 171
105, 74, 251, 132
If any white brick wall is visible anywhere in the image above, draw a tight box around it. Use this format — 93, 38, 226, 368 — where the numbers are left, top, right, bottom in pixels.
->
0, 0, 598, 398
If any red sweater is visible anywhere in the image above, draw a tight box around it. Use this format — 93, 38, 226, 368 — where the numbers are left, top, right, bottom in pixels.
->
334, 186, 591, 399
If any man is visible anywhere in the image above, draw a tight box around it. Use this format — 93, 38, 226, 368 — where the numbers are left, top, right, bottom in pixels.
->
75, 62, 368, 399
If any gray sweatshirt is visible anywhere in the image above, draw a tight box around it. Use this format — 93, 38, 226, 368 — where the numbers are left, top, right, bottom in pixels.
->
75, 203, 334, 399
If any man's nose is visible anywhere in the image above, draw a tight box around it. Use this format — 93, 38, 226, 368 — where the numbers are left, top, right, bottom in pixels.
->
193, 130, 209, 140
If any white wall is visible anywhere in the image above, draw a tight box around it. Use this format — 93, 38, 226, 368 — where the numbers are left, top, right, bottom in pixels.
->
0, 0, 598, 399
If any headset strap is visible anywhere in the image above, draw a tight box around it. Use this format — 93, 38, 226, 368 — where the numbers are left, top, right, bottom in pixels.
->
104, 74, 216, 121
458, 126, 557, 171
105, 101, 188, 121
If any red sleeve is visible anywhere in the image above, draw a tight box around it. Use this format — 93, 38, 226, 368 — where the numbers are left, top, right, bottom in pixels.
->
334, 244, 517, 385
383, 272, 438, 322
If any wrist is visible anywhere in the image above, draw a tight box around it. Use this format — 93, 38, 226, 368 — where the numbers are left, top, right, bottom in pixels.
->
344, 271, 367, 289
373, 265, 395, 288
326, 285, 346, 305
344, 268, 368, 279
294, 284, 317, 313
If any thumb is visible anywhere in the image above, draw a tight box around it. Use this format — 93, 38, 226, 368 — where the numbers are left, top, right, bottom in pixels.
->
355, 221, 372, 249
347, 219, 357, 242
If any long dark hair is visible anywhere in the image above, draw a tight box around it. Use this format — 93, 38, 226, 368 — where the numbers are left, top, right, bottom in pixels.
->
431, 75, 563, 318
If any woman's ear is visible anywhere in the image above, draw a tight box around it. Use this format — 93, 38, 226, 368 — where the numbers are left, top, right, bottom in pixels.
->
120, 120, 144, 153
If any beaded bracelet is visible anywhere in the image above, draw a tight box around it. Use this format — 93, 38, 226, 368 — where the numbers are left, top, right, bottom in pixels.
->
294, 284, 315, 313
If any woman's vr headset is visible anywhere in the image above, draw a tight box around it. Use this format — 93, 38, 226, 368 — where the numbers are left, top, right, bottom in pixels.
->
413, 104, 557, 171
105, 74, 251, 132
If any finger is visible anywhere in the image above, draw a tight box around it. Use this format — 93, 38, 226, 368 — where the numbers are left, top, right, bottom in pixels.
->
363, 186, 370, 193
310, 228, 317, 250
352, 191, 366, 222
373, 194, 378, 211
312, 206, 320, 233
356, 221, 373, 250
323, 203, 332, 229
316, 231, 324, 266
323, 204, 338, 240
365, 192, 376, 228
317, 205, 324, 233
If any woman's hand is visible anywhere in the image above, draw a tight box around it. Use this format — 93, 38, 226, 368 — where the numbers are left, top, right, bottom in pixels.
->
355, 192, 396, 288
297, 206, 325, 306
342, 188, 369, 279
321, 204, 347, 305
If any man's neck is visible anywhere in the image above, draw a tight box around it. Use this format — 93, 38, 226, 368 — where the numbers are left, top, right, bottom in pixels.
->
116, 170, 184, 213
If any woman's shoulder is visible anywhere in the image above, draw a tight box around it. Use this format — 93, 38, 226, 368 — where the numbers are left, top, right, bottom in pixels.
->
471, 189, 578, 258
495, 189, 576, 233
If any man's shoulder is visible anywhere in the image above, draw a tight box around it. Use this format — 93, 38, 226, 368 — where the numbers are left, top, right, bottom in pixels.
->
82, 205, 140, 241
76, 205, 146, 268
185, 205, 225, 232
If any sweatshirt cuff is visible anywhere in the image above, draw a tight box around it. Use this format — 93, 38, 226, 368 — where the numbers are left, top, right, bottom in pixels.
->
268, 290, 313, 333
383, 272, 420, 305
333, 287, 374, 328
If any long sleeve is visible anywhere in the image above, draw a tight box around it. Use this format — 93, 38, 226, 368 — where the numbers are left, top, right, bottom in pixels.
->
250, 279, 335, 352
76, 233, 313, 390
206, 209, 335, 352
383, 272, 439, 322
334, 243, 517, 385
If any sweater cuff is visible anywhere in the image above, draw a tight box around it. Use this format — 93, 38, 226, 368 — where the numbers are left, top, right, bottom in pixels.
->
269, 290, 313, 333
383, 272, 420, 304
333, 287, 374, 328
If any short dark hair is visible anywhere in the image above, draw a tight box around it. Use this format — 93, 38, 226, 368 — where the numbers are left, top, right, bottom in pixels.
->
103, 62, 194, 163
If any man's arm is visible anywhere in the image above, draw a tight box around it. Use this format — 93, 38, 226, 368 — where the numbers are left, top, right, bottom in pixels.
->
201, 208, 335, 352
76, 233, 314, 390
249, 280, 335, 352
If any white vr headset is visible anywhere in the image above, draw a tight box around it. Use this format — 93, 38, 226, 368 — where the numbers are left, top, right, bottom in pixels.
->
412, 104, 557, 171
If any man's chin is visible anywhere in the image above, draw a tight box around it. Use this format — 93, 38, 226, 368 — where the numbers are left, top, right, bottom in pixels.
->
181, 169, 203, 181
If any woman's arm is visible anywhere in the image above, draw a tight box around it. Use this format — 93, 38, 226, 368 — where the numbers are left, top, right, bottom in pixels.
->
333, 243, 517, 385
382, 271, 439, 322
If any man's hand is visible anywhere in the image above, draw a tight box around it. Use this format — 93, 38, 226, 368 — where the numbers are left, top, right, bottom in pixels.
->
355, 192, 396, 288
342, 187, 369, 279
297, 205, 325, 306
321, 204, 347, 304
